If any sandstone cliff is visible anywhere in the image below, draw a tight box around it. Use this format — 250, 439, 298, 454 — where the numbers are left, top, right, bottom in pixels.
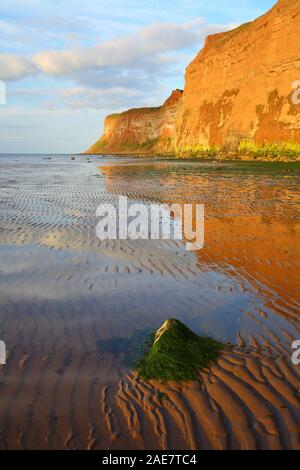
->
87, 0, 300, 158
87, 89, 183, 154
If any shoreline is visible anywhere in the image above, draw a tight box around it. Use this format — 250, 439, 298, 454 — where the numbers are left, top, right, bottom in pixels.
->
83, 151, 300, 163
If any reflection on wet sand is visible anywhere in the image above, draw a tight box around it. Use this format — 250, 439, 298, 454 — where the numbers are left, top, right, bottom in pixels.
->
101, 160, 300, 343
0, 155, 299, 449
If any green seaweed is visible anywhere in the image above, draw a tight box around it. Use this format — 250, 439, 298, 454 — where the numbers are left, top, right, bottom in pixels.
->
238, 140, 300, 159
135, 319, 223, 383
174, 144, 221, 159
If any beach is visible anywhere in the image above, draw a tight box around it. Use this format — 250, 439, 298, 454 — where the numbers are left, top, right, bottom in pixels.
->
0, 154, 299, 449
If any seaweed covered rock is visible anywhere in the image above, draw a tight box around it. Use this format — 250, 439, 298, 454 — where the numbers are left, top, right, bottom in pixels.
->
135, 319, 223, 382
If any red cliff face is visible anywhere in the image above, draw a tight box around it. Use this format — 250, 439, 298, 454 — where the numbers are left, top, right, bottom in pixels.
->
87, 89, 183, 154
175, 0, 300, 152
87, 0, 300, 157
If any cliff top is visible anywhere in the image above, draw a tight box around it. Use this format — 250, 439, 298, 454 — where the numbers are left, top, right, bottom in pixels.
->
106, 89, 183, 121
188, 0, 299, 69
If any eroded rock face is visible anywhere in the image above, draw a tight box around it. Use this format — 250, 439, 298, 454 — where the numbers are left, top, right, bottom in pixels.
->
87, 0, 300, 155
175, 0, 300, 151
87, 89, 183, 154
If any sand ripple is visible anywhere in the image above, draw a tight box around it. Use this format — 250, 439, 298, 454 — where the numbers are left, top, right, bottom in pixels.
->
0, 155, 299, 449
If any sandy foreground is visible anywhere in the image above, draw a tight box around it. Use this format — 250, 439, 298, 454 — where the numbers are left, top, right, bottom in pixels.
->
0, 342, 299, 450
0, 155, 299, 450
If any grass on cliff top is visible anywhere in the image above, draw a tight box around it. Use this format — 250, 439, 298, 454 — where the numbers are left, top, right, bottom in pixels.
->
135, 319, 223, 382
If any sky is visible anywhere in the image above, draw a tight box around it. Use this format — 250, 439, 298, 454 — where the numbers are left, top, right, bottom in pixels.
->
0, 0, 276, 154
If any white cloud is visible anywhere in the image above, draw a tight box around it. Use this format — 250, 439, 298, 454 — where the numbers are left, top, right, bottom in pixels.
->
0, 53, 34, 80
0, 18, 237, 81
56, 85, 146, 110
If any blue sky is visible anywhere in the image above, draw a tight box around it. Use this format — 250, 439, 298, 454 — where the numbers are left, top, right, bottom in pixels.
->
0, 0, 275, 153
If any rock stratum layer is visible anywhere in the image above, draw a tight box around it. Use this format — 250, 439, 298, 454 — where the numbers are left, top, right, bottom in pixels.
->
87, 0, 300, 156
87, 89, 183, 154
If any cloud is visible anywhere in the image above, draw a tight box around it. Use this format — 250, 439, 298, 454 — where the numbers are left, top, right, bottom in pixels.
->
0, 53, 34, 80
0, 18, 237, 81
31, 20, 203, 76
56, 85, 146, 110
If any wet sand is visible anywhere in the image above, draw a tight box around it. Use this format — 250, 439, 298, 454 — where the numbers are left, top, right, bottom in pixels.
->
0, 154, 299, 449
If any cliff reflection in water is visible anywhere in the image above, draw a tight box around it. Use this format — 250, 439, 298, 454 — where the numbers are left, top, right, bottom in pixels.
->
99, 159, 300, 330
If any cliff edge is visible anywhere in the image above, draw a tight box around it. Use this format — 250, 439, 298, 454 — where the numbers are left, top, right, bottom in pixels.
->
86, 0, 300, 158
87, 89, 183, 154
